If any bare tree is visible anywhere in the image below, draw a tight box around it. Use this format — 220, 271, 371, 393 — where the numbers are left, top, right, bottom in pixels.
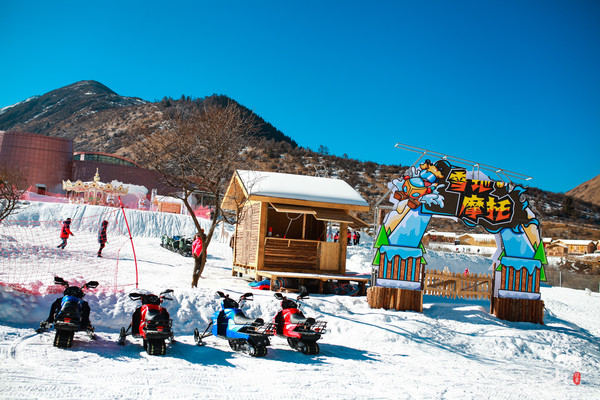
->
0, 165, 26, 222
130, 98, 260, 287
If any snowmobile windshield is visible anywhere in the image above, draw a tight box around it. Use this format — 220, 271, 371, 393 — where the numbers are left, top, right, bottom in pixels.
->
142, 294, 160, 305
222, 297, 239, 309
64, 286, 84, 298
281, 299, 297, 309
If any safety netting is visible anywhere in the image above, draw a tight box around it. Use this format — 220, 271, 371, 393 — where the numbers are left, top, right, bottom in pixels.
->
0, 207, 137, 295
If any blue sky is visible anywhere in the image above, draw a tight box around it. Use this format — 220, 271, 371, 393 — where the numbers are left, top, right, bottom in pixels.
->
1, 1, 598, 193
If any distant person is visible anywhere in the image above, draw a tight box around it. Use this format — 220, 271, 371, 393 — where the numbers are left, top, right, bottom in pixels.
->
334, 230, 340, 242
57, 218, 74, 249
354, 231, 361, 245
97, 220, 108, 257
347, 230, 352, 245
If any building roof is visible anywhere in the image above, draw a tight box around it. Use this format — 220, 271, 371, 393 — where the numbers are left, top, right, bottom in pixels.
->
225, 170, 370, 210
546, 242, 568, 249
554, 239, 596, 246
425, 231, 458, 237
458, 233, 496, 241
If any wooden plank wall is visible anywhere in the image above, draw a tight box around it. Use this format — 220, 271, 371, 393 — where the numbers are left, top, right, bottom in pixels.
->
263, 238, 318, 271
234, 201, 261, 267
491, 297, 544, 324
367, 286, 423, 312
318, 242, 341, 272
378, 254, 421, 282
424, 270, 492, 300
500, 266, 541, 293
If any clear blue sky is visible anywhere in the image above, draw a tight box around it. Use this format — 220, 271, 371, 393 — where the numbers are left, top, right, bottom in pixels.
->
1, 1, 598, 193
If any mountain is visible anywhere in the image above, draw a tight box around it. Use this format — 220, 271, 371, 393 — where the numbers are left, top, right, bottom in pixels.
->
1, 81, 599, 239
0, 80, 147, 132
566, 174, 600, 207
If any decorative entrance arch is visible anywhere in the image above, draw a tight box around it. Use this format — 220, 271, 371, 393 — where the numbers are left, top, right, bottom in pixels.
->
369, 153, 547, 324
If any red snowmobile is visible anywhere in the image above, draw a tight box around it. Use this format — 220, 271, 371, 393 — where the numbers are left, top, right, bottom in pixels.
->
118, 289, 174, 355
270, 291, 327, 355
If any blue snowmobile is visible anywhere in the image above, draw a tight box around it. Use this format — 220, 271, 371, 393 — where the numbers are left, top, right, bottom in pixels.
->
193, 291, 272, 357
36, 276, 99, 348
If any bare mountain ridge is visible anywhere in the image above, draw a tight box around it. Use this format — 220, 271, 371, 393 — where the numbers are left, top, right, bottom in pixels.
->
567, 175, 600, 207
1, 80, 599, 239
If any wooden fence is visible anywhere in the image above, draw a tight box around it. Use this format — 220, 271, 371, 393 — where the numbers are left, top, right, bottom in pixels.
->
424, 269, 491, 300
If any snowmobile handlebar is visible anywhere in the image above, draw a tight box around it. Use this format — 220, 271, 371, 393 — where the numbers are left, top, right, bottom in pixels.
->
54, 276, 99, 295
274, 291, 309, 302
160, 289, 174, 301
129, 289, 174, 304
215, 291, 253, 309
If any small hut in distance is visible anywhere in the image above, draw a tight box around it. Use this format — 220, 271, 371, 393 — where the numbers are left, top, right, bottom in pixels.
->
222, 170, 370, 284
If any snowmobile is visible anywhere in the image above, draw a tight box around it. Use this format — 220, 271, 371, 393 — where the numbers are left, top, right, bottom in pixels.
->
194, 291, 272, 357
36, 276, 99, 348
117, 289, 174, 356
269, 290, 327, 355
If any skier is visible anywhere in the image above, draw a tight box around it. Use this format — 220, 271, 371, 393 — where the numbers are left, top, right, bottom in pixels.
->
57, 218, 74, 249
97, 220, 108, 257
333, 231, 339, 242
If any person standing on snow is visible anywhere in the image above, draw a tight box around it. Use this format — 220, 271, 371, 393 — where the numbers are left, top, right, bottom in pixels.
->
97, 220, 108, 257
192, 230, 205, 276
57, 218, 74, 249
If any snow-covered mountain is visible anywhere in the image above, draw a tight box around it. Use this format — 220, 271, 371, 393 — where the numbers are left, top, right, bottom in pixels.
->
0, 202, 598, 399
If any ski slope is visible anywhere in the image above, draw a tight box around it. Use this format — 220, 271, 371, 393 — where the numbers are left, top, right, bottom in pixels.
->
0, 202, 599, 399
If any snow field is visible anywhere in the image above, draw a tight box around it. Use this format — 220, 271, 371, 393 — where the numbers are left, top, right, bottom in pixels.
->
0, 202, 599, 399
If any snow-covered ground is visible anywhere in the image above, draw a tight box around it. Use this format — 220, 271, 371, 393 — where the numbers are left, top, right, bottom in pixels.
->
0, 202, 599, 399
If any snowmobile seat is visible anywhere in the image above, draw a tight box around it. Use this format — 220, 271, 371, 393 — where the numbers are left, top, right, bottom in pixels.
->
233, 313, 263, 326
290, 312, 315, 326
145, 308, 169, 322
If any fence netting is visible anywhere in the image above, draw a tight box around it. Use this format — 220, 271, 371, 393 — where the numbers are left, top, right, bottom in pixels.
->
0, 208, 136, 295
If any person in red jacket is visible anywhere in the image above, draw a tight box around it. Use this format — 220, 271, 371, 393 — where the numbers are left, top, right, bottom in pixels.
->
192, 230, 206, 278
57, 218, 74, 249
192, 232, 203, 258
97, 220, 108, 257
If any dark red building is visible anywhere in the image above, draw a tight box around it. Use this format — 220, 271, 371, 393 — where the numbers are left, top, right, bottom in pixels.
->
0, 131, 72, 193
0, 131, 167, 195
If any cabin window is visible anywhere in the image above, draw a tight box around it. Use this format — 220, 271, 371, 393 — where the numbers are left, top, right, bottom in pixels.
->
266, 207, 327, 241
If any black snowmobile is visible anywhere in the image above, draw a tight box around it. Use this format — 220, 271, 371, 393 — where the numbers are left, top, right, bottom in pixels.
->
36, 276, 99, 348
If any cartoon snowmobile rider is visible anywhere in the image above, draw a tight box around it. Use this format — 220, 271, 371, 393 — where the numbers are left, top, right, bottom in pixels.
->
393, 159, 443, 209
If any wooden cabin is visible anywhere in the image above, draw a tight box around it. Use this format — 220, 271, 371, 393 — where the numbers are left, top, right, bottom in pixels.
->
553, 239, 597, 255
544, 242, 568, 257
458, 233, 497, 247
222, 170, 370, 280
